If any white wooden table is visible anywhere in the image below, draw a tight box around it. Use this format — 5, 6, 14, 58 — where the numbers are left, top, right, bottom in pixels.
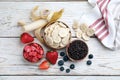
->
0, 2, 120, 80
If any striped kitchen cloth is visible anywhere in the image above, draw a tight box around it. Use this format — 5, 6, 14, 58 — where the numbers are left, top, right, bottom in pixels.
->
80, 0, 120, 50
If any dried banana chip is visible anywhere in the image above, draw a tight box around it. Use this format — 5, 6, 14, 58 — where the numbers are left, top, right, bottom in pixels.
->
52, 35, 61, 43
80, 23, 88, 32
52, 29, 59, 37
76, 30, 82, 39
73, 20, 79, 29
62, 34, 70, 45
45, 35, 53, 46
60, 42, 65, 47
52, 42, 59, 48
86, 28, 95, 36
59, 28, 69, 37
82, 33, 90, 41
58, 22, 67, 28
44, 27, 50, 34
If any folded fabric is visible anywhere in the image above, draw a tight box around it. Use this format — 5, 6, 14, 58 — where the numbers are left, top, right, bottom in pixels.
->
80, 0, 120, 50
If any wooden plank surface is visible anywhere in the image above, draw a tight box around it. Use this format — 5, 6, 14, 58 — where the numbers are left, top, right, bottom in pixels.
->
0, 2, 120, 77
0, 0, 86, 2
0, 76, 120, 80
0, 2, 92, 37
0, 38, 120, 75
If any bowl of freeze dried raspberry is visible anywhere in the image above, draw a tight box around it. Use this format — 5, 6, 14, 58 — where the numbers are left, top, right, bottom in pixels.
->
23, 43, 44, 63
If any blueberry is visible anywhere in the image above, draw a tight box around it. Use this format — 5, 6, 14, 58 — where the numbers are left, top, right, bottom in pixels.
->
63, 56, 69, 62
70, 64, 75, 69
58, 60, 64, 66
87, 60, 92, 65
66, 69, 70, 73
60, 67, 64, 71
88, 54, 93, 59
60, 52, 65, 57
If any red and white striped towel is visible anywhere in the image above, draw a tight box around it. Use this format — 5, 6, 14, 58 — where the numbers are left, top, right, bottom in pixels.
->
80, 0, 120, 50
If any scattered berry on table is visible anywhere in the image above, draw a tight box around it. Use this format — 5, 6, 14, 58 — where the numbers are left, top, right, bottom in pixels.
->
88, 54, 93, 59
60, 67, 64, 71
58, 60, 64, 66
70, 64, 75, 69
39, 60, 50, 70
46, 51, 58, 64
20, 32, 34, 44
63, 56, 69, 62
66, 69, 70, 73
60, 52, 65, 57
87, 60, 92, 65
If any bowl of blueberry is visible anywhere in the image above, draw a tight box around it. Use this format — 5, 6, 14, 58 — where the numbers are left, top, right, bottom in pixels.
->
66, 40, 88, 61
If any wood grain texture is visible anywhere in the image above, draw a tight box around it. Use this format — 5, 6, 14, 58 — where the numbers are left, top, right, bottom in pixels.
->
0, 2, 120, 78
0, 38, 120, 75
0, 2, 92, 37
0, 0, 86, 2
0, 76, 120, 80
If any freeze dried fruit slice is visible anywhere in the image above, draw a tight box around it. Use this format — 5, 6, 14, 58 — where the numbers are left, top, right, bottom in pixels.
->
52, 42, 59, 48
45, 35, 53, 46
80, 23, 88, 32
52, 35, 61, 44
82, 33, 90, 41
60, 42, 65, 47
44, 27, 50, 34
52, 29, 59, 38
58, 22, 67, 28
62, 34, 70, 45
23, 43, 44, 63
76, 29, 82, 39
59, 28, 69, 37
86, 28, 95, 36
72, 20, 79, 29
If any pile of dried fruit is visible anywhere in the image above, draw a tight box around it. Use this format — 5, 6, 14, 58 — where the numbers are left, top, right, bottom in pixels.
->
44, 21, 71, 49
73, 21, 95, 41
23, 43, 44, 63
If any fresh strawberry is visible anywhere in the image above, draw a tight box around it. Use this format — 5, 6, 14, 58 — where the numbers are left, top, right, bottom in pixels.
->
46, 51, 58, 64
20, 32, 34, 44
39, 60, 50, 70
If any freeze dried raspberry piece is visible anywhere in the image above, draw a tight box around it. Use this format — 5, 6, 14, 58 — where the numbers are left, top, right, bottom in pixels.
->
23, 43, 44, 63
